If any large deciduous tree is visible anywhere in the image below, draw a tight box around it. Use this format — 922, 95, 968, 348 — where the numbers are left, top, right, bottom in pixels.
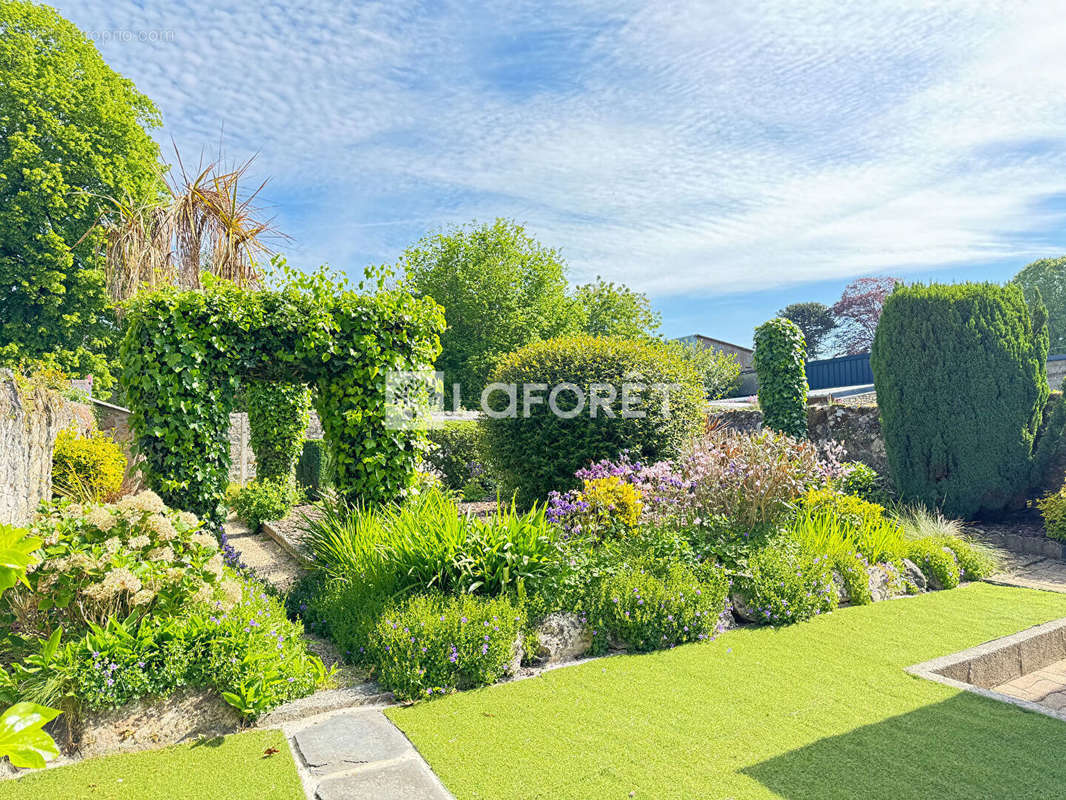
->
778, 301, 836, 358
0, 1, 163, 392
400, 219, 583, 406
574, 277, 661, 339
830, 277, 900, 355
1012, 256, 1066, 355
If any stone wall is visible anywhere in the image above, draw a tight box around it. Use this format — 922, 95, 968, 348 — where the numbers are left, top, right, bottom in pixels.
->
0, 372, 92, 526
709, 403, 887, 474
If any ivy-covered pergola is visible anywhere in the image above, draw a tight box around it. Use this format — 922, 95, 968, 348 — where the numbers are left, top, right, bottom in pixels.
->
120, 278, 444, 522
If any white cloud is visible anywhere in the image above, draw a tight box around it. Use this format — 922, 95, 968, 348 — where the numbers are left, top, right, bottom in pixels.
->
54, 0, 1066, 296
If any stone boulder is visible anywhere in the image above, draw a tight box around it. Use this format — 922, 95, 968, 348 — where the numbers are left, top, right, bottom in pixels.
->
832, 571, 851, 605
901, 558, 927, 592
730, 590, 761, 623
866, 564, 897, 602
534, 612, 592, 665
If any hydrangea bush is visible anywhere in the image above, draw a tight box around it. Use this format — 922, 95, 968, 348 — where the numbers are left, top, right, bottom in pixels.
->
18, 491, 240, 634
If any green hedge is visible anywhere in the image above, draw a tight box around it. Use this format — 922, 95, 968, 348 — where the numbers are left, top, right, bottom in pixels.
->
295, 439, 333, 498
246, 381, 311, 480
753, 317, 808, 438
871, 282, 1049, 517
121, 278, 443, 522
482, 335, 704, 506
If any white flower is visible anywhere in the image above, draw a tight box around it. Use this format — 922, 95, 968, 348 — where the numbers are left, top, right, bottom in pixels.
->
177, 511, 199, 529
147, 514, 178, 542
128, 535, 151, 550
191, 532, 218, 551
219, 579, 242, 610
205, 554, 224, 579
147, 546, 175, 564
84, 506, 116, 532
190, 583, 213, 604
101, 567, 142, 595
102, 537, 122, 555
131, 589, 156, 606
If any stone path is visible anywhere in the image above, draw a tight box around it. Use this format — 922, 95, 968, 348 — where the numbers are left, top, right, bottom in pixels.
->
994, 657, 1066, 712
984, 552, 1066, 594
224, 517, 307, 592
280, 708, 452, 800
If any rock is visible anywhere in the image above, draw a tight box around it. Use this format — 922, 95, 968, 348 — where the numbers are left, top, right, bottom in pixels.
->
716, 599, 737, 632
507, 631, 524, 676
866, 564, 894, 602
832, 570, 851, 605
533, 612, 592, 665
901, 558, 927, 592
73, 688, 240, 759
729, 590, 760, 623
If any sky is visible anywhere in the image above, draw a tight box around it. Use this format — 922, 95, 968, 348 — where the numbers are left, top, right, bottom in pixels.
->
56, 0, 1066, 346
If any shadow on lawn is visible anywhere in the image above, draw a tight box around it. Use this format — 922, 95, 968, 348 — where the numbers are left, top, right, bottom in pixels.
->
742, 693, 1066, 799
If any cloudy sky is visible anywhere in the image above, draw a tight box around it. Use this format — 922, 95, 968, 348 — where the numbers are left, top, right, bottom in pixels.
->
56, 0, 1066, 345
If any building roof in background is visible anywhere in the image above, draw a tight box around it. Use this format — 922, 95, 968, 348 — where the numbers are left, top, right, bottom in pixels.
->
676, 334, 754, 354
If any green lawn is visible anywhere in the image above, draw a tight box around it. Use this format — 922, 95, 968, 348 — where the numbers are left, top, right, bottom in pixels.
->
3, 729, 303, 800
388, 583, 1066, 800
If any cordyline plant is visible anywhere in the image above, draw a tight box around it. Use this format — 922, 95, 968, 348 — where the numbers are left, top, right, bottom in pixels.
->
88, 147, 284, 306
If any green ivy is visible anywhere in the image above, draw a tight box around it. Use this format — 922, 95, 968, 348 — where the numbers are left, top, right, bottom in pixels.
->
753, 317, 808, 438
120, 276, 443, 522
245, 381, 311, 480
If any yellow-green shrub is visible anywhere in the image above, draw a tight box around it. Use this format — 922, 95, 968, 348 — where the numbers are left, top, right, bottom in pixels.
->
51, 428, 126, 501
1038, 488, 1066, 541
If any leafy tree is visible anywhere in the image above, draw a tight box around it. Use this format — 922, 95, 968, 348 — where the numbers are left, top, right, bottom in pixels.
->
1012, 256, 1066, 354
673, 341, 741, 399
778, 302, 836, 358
0, 1, 163, 393
575, 277, 661, 338
753, 318, 808, 438
830, 277, 900, 355
400, 219, 583, 406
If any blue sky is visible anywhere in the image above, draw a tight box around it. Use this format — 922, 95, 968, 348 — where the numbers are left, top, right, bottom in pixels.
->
57, 0, 1066, 346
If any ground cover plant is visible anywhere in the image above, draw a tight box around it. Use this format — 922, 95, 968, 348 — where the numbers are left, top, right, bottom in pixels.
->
388, 584, 1066, 800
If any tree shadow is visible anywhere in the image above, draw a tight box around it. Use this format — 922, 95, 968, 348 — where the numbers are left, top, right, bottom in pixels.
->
742, 693, 1066, 799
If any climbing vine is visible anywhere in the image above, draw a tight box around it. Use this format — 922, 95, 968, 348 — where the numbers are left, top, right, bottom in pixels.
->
245, 380, 311, 480
120, 276, 444, 522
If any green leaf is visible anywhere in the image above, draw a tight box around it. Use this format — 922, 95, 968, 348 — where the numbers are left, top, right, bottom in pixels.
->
0, 702, 62, 769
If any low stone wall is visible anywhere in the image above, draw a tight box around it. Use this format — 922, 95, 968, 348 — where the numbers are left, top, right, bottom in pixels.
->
0, 372, 92, 526
709, 403, 887, 474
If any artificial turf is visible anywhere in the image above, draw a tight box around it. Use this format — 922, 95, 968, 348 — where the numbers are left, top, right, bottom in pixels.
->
387, 583, 1066, 799
2, 729, 303, 800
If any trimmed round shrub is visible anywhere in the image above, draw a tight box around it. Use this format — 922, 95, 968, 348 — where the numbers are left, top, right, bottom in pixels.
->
731, 540, 837, 625
871, 282, 1049, 517
245, 381, 311, 480
370, 594, 523, 701
483, 336, 704, 506
753, 317, 808, 438
586, 561, 730, 654
51, 427, 127, 501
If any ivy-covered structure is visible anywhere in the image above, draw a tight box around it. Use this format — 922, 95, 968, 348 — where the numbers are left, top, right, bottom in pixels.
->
120, 279, 444, 522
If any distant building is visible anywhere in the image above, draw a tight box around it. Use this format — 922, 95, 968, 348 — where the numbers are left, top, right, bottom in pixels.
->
676, 334, 754, 371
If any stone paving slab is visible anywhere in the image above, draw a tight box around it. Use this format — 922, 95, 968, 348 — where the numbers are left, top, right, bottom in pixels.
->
314, 759, 452, 800
294, 711, 414, 776
223, 519, 307, 591
986, 556, 1066, 594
